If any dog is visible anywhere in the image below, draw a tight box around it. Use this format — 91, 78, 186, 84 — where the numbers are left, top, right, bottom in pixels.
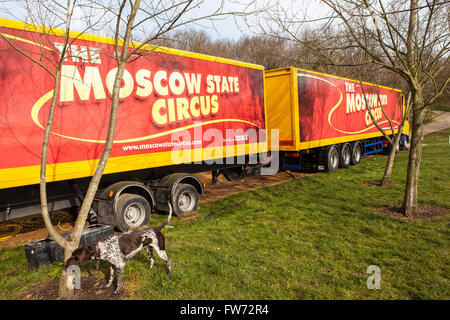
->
63, 204, 173, 295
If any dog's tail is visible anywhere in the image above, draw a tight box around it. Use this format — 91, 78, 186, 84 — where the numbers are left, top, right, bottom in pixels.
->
155, 202, 173, 231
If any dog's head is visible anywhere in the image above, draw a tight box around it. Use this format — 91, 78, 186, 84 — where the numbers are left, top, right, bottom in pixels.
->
63, 245, 96, 270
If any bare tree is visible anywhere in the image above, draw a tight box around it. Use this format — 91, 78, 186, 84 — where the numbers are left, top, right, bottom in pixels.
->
263, 0, 450, 217
1, 0, 259, 298
360, 82, 412, 186
1, 0, 112, 299
324, 0, 449, 217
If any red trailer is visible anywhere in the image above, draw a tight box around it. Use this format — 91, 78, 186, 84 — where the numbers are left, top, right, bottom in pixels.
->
0, 18, 267, 230
265, 67, 409, 171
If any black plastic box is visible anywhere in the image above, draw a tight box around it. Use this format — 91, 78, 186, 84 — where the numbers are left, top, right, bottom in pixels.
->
83, 224, 114, 243
24, 224, 114, 269
24, 238, 55, 269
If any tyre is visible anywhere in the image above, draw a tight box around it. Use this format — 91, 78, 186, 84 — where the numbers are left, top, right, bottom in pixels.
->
173, 183, 199, 217
339, 143, 351, 168
351, 142, 362, 165
115, 193, 151, 232
323, 145, 340, 172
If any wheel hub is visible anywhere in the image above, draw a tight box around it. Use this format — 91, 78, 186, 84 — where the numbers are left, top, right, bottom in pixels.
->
178, 192, 194, 211
124, 203, 146, 226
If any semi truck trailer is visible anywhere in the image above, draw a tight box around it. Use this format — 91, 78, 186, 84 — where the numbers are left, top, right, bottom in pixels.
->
0, 18, 267, 231
264, 67, 409, 172
0, 19, 410, 233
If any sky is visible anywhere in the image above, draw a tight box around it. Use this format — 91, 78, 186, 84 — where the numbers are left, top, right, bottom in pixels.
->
0, 0, 330, 41
181, 0, 328, 40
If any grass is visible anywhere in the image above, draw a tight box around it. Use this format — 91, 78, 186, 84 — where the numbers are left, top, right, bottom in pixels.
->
0, 129, 449, 300
431, 105, 450, 112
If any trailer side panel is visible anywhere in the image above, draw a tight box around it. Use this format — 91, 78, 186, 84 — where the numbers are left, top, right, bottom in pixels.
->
0, 19, 266, 189
297, 69, 403, 149
264, 67, 405, 152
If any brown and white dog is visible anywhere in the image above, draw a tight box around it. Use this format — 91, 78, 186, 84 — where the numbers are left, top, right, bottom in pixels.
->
63, 204, 173, 295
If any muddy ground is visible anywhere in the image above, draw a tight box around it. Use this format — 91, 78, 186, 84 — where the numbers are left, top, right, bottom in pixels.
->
423, 110, 450, 136
21, 275, 120, 300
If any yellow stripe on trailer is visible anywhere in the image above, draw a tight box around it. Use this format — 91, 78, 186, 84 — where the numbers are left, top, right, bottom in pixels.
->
0, 142, 267, 189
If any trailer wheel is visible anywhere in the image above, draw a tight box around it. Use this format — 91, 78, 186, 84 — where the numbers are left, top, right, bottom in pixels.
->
115, 193, 151, 232
351, 142, 362, 165
339, 144, 352, 168
325, 145, 340, 172
173, 183, 198, 217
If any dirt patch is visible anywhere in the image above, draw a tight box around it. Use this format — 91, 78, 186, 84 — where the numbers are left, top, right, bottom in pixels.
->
20, 275, 122, 300
375, 204, 449, 220
365, 181, 401, 188
197, 170, 315, 203
180, 212, 198, 221
0, 225, 74, 250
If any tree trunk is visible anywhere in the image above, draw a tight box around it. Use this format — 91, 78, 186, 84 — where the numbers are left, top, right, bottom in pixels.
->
380, 129, 403, 186
402, 92, 426, 217
58, 241, 78, 299
55, 58, 127, 300
380, 145, 396, 186
56, 1, 141, 298
36, 65, 78, 299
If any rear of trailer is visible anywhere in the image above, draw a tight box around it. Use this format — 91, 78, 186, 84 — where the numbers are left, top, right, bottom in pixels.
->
265, 67, 409, 171
0, 19, 267, 230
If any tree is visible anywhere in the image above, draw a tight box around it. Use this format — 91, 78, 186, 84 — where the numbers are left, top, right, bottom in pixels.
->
1, 0, 112, 299
360, 82, 412, 186
1, 0, 259, 298
325, 0, 449, 217
263, 0, 450, 217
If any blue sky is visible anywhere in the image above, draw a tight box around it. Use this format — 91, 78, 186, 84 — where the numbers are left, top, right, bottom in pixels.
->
0, 0, 328, 41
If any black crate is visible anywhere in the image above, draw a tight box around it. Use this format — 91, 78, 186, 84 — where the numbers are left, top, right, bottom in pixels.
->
24, 224, 114, 269
52, 242, 65, 263
24, 239, 55, 270
82, 225, 105, 244
98, 224, 114, 238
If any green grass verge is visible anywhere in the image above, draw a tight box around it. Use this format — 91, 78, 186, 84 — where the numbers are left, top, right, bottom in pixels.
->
1, 129, 449, 300
431, 105, 450, 112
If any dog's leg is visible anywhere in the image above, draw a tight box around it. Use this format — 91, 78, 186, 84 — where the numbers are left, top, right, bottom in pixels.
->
144, 246, 155, 269
114, 265, 125, 295
106, 265, 115, 288
154, 247, 172, 274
